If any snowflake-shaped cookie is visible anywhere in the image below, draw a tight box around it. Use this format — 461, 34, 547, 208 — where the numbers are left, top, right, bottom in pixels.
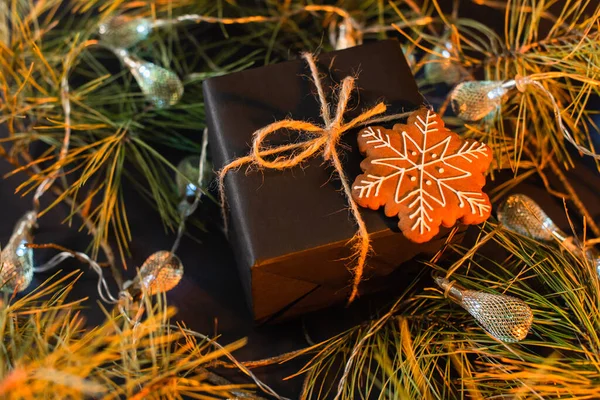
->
352, 108, 492, 243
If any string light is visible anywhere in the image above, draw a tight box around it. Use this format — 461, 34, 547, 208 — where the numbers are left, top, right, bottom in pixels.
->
450, 80, 513, 121
115, 49, 184, 108
123, 251, 184, 295
96, 17, 184, 108
424, 41, 465, 85
497, 194, 563, 241
435, 276, 533, 342
0, 211, 37, 292
98, 16, 152, 49
176, 154, 212, 201
498, 194, 600, 276
31, 131, 209, 319
176, 129, 211, 221
449, 76, 600, 160
97, 9, 432, 107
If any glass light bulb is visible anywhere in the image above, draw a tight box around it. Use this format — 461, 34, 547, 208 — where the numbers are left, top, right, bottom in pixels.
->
436, 277, 533, 342
118, 50, 184, 108
98, 16, 152, 49
138, 251, 183, 294
176, 155, 213, 200
497, 194, 562, 241
450, 80, 510, 121
1, 211, 37, 292
424, 42, 464, 85
499, 195, 600, 279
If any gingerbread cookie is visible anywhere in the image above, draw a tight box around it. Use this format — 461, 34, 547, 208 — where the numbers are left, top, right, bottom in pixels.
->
352, 108, 492, 243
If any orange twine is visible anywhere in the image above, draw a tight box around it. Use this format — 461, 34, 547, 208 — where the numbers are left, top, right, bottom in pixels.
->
218, 52, 412, 304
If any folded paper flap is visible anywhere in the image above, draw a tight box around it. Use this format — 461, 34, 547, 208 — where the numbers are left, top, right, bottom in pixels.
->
253, 225, 460, 289
251, 268, 319, 321
205, 40, 423, 267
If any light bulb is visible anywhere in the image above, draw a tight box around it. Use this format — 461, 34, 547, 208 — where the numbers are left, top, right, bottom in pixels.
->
98, 16, 152, 49
436, 277, 533, 342
137, 251, 183, 295
1, 211, 37, 292
497, 194, 563, 241
176, 155, 212, 200
117, 49, 184, 108
499, 194, 600, 277
424, 42, 464, 85
450, 80, 513, 121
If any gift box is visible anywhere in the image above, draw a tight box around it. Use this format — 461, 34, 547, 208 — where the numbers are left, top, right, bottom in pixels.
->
204, 40, 464, 323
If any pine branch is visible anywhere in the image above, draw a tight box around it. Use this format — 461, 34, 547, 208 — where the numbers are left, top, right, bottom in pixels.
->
0, 272, 255, 399
279, 220, 600, 398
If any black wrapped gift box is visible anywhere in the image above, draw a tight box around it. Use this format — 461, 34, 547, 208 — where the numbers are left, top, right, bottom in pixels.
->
204, 40, 464, 323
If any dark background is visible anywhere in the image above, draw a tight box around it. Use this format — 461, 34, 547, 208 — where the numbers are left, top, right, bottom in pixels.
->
1, 1, 600, 398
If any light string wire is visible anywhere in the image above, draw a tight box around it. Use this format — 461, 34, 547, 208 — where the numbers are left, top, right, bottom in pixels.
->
146, 5, 362, 32
105, 4, 435, 51
148, 4, 433, 31
170, 128, 209, 255
32, 75, 71, 214
515, 77, 600, 160
20, 38, 123, 285
26, 57, 121, 305
27, 57, 123, 299
32, 129, 210, 304
176, 326, 288, 400
497, 194, 600, 274
27, 126, 290, 398
479, 73, 600, 160
8, 6, 431, 397
34, 250, 118, 304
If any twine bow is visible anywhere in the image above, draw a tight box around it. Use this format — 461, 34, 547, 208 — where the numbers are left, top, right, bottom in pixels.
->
218, 52, 412, 303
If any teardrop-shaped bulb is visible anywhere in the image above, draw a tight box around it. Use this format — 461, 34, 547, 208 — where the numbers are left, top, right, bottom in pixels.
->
118, 50, 184, 108
98, 16, 152, 49
1, 211, 37, 292
176, 155, 213, 200
424, 42, 464, 85
138, 251, 183, 294
497, 194, 562, 241
436, 277, 532, 342
450, 80, 511, 121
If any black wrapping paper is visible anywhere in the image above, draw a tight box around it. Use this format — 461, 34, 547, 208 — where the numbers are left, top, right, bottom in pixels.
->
204, 40, 463, 323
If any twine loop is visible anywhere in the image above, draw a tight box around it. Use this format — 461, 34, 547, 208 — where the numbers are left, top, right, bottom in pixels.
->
219, 52, 412, 303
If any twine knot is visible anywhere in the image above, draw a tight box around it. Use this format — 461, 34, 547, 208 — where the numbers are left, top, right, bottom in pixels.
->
219, 52, 411, 303
322, 124, 344, 162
